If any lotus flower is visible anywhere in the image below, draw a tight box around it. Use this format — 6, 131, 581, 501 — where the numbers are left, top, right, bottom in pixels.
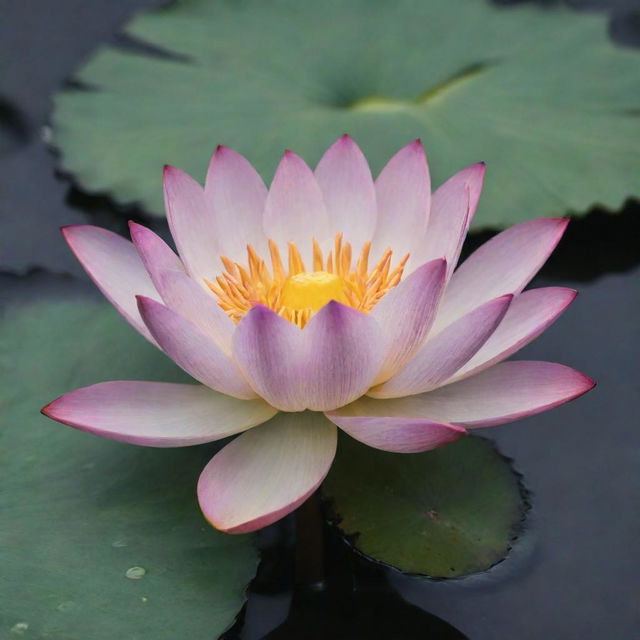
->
42, 136, 594, 533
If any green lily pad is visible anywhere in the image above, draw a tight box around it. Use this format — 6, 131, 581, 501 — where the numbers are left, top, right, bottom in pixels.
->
323, 433, 525, 578
0, 290, 258, 639
53, 0, 639, 228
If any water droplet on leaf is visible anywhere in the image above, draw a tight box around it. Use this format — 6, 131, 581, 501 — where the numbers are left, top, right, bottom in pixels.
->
10, 622, 29, 635
125, 566, 146, 580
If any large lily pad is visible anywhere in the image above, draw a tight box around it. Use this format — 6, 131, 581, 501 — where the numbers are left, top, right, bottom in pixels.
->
0, 291, 258, 639
323, 433, 525, 578
53, 0, 639, 228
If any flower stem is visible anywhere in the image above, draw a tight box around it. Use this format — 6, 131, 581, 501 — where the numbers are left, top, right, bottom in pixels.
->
294, 490, 325, 590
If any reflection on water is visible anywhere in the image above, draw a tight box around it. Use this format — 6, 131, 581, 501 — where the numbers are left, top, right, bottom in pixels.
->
225, 519, 467, 639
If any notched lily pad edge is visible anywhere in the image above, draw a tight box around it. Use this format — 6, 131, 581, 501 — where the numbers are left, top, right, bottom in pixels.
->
47, 26, 190, 219
321, 435, 532, 582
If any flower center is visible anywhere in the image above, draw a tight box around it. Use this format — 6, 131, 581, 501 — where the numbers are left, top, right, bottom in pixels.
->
280, 271, 349, 311
207, 233, 408, 327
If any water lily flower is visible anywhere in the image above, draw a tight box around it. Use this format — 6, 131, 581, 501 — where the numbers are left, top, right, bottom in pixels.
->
42, 136, 594, 533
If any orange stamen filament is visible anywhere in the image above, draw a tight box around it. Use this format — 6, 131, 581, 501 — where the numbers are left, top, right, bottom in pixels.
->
206, 233, 409, 328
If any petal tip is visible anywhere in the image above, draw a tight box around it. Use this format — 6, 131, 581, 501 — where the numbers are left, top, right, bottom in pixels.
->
407, 138, 425, 155
60, 224, 89, 239
135, 294, 156, 314
448, 423, 469, 440
472, 161, 487, 174
40, 400, 55, 418
497, 292, 515, 305
127, 220, 146, 239
565, 288, 579, 302
212, 143, 235, 158
40, 395, 67, 423
580, 373, 597, 392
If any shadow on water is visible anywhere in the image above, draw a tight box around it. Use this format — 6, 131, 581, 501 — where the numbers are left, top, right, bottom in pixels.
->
261, 588, 466, 640
461, 201, 640, 282
0, 97, 30, 153
223, 517, 467, 640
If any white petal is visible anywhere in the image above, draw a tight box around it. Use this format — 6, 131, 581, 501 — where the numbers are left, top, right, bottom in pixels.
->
431, 217, 568, 333
233, 303, 382, 412
448, 287, 577, 383
372, 140, 430, 261
314, 135, 377, 247
158, 269, 235, 355
371, 295, 512, 398
43, 381, 276, 447
302, 302, 383, 411
137, 296, 255, 399
412, 163, 485, 278
325, 410, 466, 453
164, 165, 219, 284
129, 222, 185, 296
263, 151, 330, 262
403, 361, 595, 427
197, 412, 337, 533
62, 225, 159, 344
205, 145, 269, 262
232, 305, 305, 411
372, 258, 446, 383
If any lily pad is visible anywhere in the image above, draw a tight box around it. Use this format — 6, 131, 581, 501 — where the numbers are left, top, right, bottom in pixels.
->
53, 0, 639, 228
323, 433, 525, 578
0, 290, 258, 639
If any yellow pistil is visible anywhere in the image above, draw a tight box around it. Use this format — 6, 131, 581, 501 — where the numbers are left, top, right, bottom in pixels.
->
281, 272, 349, 311
207, 233, 409, 328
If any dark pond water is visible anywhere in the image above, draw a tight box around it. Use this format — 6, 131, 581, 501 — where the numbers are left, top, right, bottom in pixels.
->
1, 1, 639, 638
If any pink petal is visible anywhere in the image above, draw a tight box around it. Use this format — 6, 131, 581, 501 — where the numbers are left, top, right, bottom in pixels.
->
233, 306, 306, 411
401, 361, 595, 427
198, 411, 337, 533
129, 222, 185, 296
42, 381, 276, 447
233, 302, 382, 412
314, 135, 377, 247
448, 287, 577, 383
263, 151, 330, 261
137, 296, 255, 399
371, 295, 512, 398
412, 163, 485, 278
325, 411, 466, 453
432, 217, 569, 333
205, 145, 269, 262
163, 165, 219, 283
301, 301, 383, 411
62, 225, 159, 344
158, 269, 235, 355
372, 258, 447, 383
372, 140, 430, 261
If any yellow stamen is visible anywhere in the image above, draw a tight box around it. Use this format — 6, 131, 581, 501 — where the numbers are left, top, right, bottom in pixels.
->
206, 234, 409, 328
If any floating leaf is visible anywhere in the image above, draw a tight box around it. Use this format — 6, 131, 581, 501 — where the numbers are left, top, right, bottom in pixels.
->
0, 292, 258, 639
323, 434, 525, 578
53, 0, 639, 227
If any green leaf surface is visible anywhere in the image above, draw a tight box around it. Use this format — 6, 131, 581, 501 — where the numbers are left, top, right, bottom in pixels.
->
53, 0, 639, 228
0, 293, 258, 639
324, 434, 525, 578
